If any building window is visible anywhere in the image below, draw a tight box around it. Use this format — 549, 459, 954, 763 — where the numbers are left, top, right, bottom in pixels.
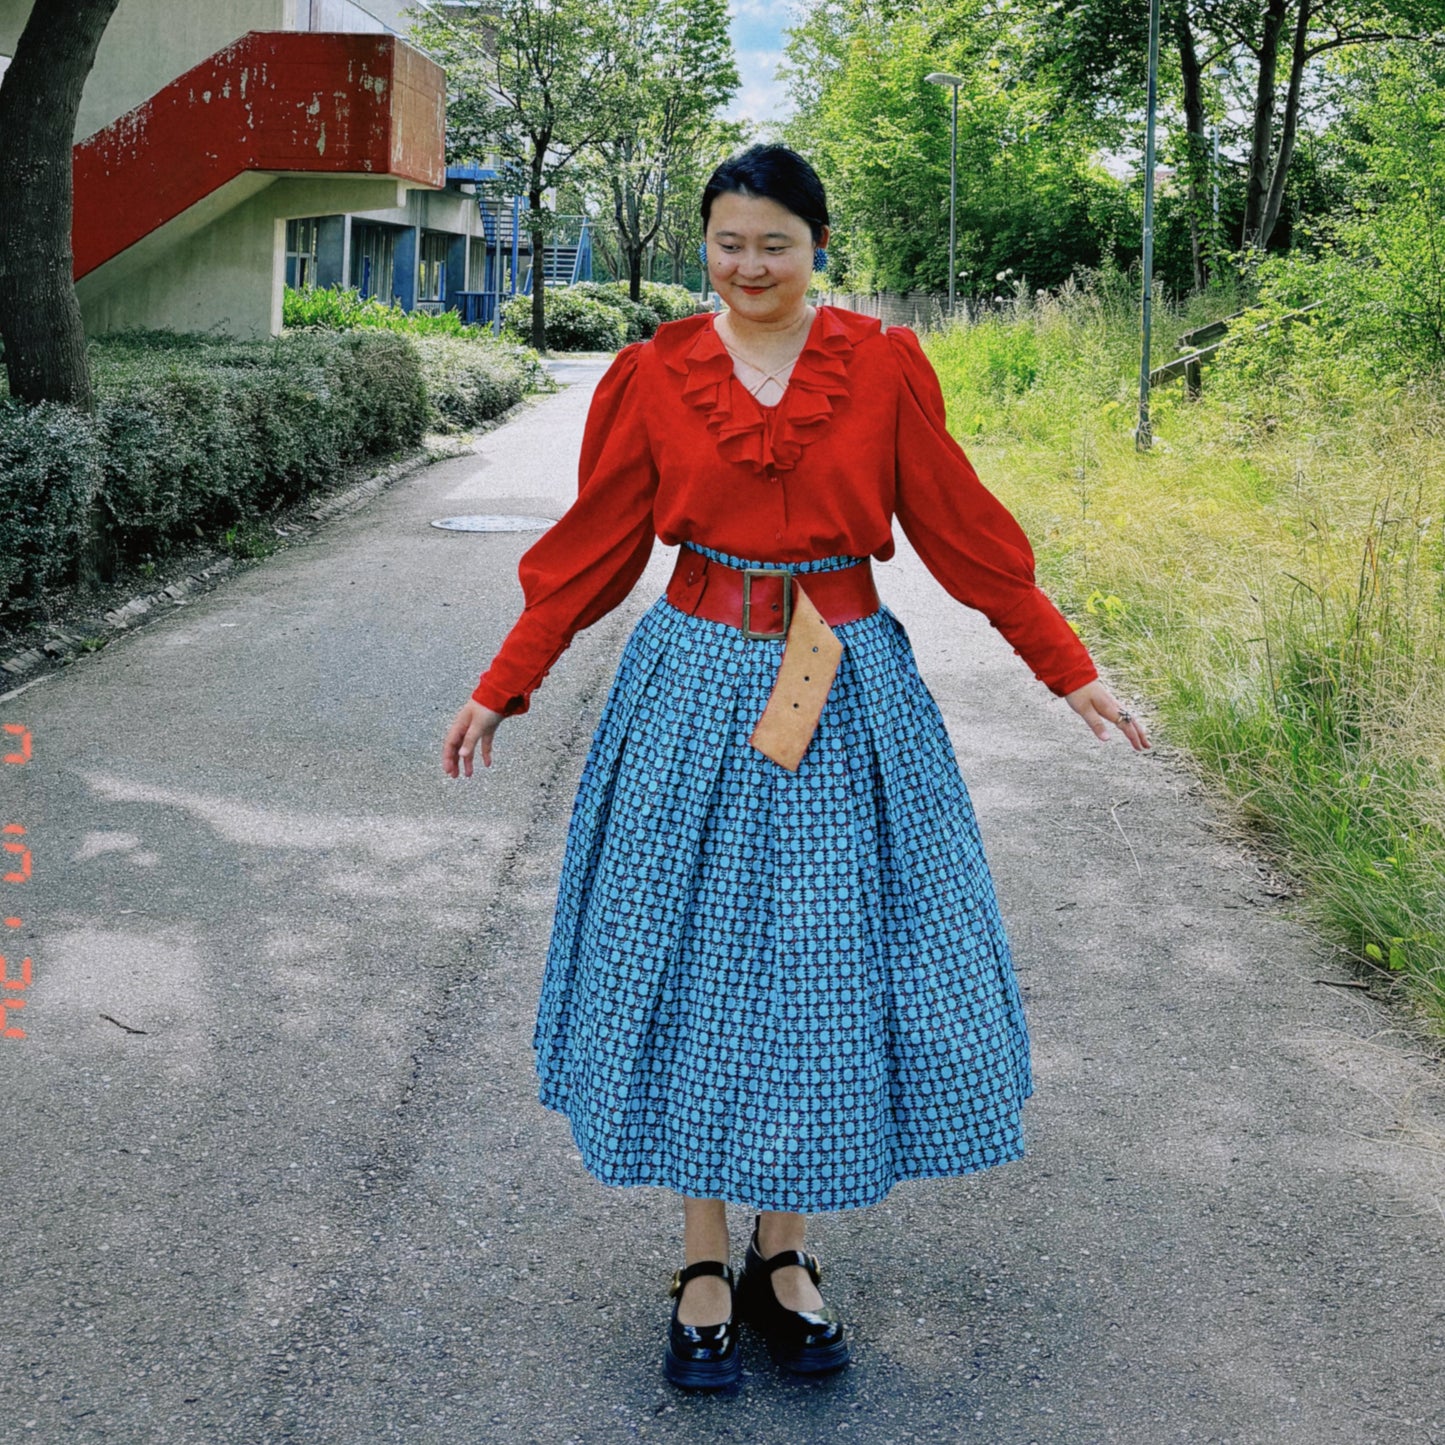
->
350, 223, 397, 302
419, 232, 450, 303
467, 239, 488, 293
286, 218, 320, 290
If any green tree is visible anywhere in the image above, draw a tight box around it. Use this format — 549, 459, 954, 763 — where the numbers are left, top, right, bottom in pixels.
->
408, 0, 630, 352
655, 120, 748, 289
1044, 0, 1444, 269
783, 1, 1129, 295
585, 0, 739, 301
0, 0, 122, 408
1300, 44, 1445, 371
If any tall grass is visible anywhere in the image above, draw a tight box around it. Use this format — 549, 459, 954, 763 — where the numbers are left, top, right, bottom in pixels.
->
925, 271, 1445, 1023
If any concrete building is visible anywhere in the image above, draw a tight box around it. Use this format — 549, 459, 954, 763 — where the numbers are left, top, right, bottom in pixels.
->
0, 0, 586, 339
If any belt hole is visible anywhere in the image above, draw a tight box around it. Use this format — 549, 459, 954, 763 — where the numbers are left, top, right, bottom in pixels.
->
804, 675, 810, 681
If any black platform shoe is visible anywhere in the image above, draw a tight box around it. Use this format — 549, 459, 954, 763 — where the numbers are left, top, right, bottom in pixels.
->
662, 1259, 742, 1390
735, 1217, 851, 1375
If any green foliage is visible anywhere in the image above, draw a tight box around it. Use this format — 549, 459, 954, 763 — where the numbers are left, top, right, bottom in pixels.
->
87, 331, 425, 557
281, 285, 549, 428
284, 284, 478, 338
409, 334, 550, 430
925, 282, 1445, 1021
568, 282, 662, 341
1241, 47, 1445, 381
0, 398, 103, 612
0, 330, 433, 619
628, 280, 703, 323
500, 289, 628, 351
783, 2, 1136, 296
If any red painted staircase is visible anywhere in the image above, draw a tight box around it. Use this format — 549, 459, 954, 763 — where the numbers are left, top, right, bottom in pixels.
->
71, 30, 445, 281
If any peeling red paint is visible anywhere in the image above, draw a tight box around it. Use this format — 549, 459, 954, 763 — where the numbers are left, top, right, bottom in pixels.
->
72, 32, 446, 280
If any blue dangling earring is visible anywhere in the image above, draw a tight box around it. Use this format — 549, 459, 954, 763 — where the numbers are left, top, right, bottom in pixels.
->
813, 246, 829, 273
698, 241, 708, 268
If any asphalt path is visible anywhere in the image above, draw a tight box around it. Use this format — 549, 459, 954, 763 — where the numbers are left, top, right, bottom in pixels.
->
3, 360, 1443, 1445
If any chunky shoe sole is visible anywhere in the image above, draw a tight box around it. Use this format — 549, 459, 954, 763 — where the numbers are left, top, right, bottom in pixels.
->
766, 1334, 851, 1374
662, 1346, 743, 1390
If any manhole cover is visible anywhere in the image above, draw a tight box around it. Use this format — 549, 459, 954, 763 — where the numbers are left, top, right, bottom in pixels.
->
430, 515, 556, 532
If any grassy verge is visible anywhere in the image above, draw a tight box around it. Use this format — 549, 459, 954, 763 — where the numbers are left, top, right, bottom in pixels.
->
924, 272, 1445, 1023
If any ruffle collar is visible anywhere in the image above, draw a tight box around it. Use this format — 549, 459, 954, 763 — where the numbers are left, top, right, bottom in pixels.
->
655, 305, 880, 476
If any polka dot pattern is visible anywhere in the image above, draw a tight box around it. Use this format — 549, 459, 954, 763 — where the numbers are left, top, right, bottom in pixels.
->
532, 545, 1033, 1212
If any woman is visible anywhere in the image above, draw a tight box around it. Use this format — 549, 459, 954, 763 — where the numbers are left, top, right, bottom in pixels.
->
441, 145, 1149, 1391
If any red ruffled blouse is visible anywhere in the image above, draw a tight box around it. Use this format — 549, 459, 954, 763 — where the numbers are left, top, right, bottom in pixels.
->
472, 304, 1098, 716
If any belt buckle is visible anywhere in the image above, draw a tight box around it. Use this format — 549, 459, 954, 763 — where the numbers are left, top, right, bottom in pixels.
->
741, 568, 791, 640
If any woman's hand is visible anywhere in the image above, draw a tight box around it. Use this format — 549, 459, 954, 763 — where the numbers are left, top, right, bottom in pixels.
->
1063, 680, 1151, 752
442, 701, 506, 777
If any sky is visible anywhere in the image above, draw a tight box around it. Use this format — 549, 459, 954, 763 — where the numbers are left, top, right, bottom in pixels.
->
724, 0, 795, 131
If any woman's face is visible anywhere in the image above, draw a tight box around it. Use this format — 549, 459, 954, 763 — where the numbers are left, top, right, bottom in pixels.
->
705, 190, 828, 326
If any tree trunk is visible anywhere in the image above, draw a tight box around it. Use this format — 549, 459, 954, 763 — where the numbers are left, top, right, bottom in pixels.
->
1257, 0, 1312, 249
528, 184, 546, 353
1174, 2, 1208, 290
0, 0, 122, 409
1242, 0, 1288, 249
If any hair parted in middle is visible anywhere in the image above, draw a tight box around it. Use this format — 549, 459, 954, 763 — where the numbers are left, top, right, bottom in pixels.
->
700, 144, 830, 244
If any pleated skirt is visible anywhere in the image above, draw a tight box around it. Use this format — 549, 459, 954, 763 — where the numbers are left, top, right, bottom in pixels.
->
533, 546, 1033, 1212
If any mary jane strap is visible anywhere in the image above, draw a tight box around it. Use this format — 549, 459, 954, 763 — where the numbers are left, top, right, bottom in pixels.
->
669, 1259, 735, 1298
757, 1247, 822, 1287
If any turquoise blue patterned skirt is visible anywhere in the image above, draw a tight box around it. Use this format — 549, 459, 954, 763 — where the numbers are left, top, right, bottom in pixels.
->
533, 545, 1033, 1212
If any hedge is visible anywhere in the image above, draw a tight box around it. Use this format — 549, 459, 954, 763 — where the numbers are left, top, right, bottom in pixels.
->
567, 283, 662, 342
0, 399, 104, 616
85, 330, 426, 561
501, 289, 628, 352
408, 334, 550, 432
0, 324, 544, 626
500, 280, 700, 351
0, 340, 411, 621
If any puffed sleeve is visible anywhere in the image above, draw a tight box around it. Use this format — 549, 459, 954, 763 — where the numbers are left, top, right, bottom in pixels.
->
471, 342, 659, 716
888, 326, 1098, 697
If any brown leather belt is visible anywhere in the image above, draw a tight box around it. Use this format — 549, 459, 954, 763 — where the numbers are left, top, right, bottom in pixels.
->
665, 550, 880, 771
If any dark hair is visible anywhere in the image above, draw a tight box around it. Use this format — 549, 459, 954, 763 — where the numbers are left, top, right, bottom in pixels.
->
700, 144, 829, 243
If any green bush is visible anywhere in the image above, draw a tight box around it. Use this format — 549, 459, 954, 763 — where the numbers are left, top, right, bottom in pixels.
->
0, 399, 103, 614
501, 289, 627, 351
282, 284, 548, 427
0, 330, 431, 620
85, 331, 426, 558
283, 284, 478, 339
627, 281, 700, 323
567, 282, 661, 342
411, 334, 550, 431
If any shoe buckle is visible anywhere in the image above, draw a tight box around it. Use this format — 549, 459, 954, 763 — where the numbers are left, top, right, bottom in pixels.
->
741, 568, 792, 641
668, 1267, 683, 1299
805, 1252, 822, 1286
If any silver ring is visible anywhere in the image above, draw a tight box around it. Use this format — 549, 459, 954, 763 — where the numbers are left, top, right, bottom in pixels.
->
1117, 710, 1134, 725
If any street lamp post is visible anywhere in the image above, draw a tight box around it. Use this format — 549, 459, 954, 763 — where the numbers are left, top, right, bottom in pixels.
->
926, 72, 963, 318
1135, 0, 1161, 452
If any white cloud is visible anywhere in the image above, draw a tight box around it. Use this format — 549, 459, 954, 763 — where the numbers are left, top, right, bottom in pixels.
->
726, 44, 794, 125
